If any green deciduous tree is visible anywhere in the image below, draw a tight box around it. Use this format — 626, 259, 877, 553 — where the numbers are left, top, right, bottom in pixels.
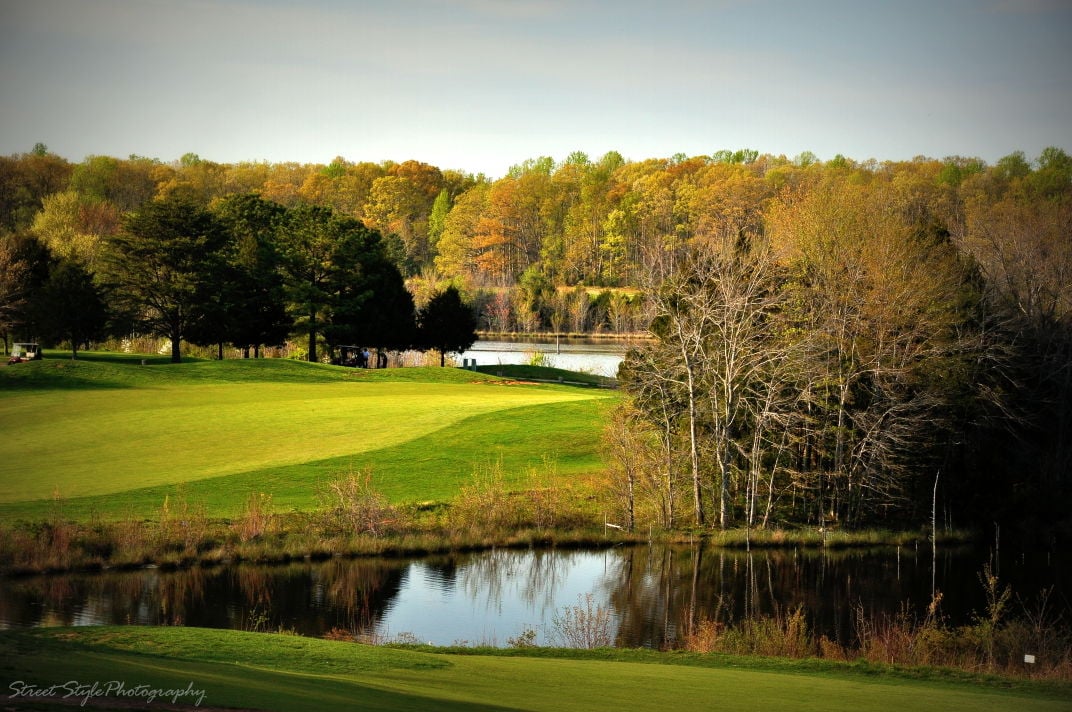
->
3, 233, 54, 342
31, 190, 120, 270
0, 150, 73, 233
435, 182, 488, 281
0, 236, 29, 348
363, 161, 444, 275
428, 188, 450, 249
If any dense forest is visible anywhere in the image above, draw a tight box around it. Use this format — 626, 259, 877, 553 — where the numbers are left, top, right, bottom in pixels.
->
1, 144, 1069, 538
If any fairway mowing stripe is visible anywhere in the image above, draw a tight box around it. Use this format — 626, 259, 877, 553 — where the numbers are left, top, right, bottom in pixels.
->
1, 382, 610, 502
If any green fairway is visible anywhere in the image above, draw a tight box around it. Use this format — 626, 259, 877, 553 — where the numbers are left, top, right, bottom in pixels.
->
1, 627, 1067, 712
0, 357, 614, 518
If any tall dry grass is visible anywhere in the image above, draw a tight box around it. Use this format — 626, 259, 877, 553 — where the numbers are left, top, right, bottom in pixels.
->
680, 568, 1072, 680
447, 460, 592, 537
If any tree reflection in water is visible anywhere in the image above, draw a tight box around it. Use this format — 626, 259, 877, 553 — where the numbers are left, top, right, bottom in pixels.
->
0, 544, 1064, 647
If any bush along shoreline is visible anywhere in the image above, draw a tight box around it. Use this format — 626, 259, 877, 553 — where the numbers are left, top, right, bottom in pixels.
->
0, 472, 974, 578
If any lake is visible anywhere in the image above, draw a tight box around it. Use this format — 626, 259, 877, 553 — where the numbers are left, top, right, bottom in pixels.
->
458, 338, 630, 378
1, 543, 1064, 647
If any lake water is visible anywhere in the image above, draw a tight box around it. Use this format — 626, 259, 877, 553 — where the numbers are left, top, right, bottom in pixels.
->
458, 338, 629, 378
1, 544, 1064, 647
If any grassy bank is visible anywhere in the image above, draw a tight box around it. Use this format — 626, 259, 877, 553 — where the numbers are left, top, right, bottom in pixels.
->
0, 473, 961, 576
0, 354, 629, 572
2, 626, 1068, 711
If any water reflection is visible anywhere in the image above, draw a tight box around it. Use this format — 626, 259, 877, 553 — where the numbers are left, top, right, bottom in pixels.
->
0, 544, 1065, 648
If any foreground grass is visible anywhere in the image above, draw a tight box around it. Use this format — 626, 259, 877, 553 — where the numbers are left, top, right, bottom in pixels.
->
2, 627, 1067, 711
0, 356, 614, 519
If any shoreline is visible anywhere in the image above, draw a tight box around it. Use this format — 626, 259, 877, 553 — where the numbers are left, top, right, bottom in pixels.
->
0, 516, 974, 579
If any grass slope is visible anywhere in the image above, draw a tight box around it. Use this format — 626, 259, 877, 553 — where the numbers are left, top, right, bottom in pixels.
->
2, 627, 1067, 712
0, 357, 614, 519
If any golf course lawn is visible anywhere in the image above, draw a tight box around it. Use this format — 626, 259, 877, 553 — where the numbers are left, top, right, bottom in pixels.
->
2, 627, 1067, 712
3, 358, 1070, 710
0, 356, 615, 519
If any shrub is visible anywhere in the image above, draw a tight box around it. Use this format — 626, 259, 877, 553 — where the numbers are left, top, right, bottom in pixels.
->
507, 627, 538, 648
549, 593, 615, 648
319, 469, 402, 536
234, 492, 275, 542
156, 490, 207, 555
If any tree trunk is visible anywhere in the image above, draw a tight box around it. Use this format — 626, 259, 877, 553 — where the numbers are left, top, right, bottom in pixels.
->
307, 308, 317, 362
684, 357, 704, 527
170, 325, 182, 363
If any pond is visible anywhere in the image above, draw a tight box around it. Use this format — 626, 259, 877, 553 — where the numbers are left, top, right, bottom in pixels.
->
459, 338, 630, 378
1, 543, 1065, 647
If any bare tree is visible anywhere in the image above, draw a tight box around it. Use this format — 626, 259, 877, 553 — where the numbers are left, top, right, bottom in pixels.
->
622, 236, 786, 528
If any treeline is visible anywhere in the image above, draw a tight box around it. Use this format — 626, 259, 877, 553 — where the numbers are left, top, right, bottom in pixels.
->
1, 184, 478, 364
2, 145, 1070, 330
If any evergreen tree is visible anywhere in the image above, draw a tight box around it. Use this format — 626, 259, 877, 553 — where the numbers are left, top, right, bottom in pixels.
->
213, 194, 291, 357
34, 260, 108, 358
419, 285, 477, 367
103, 196, 227, 363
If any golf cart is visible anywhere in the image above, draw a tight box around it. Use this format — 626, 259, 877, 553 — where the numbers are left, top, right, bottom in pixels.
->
8, 342, 42, 364
335, 345, 368, 368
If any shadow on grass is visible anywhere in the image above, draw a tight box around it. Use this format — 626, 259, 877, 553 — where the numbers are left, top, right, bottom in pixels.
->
0, 359, 134, 390
2, 627, 517, 712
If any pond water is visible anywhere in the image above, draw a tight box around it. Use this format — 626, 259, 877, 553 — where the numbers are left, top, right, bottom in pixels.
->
1, 544, 1065, 647
459, 338, 629, 378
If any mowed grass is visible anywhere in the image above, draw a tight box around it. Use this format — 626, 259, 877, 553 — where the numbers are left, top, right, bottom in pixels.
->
2, 627, 1067, 712
0, 356, 614, 519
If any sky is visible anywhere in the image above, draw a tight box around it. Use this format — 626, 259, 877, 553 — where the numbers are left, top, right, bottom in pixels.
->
1, 0, 1070, 178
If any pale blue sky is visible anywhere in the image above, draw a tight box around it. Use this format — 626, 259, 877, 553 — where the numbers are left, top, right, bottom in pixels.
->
2, 0, 1069, 177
